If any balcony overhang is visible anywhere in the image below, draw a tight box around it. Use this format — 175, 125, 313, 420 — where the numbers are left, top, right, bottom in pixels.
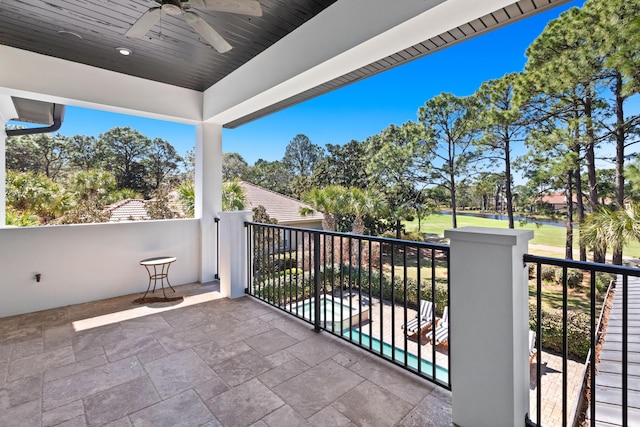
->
0, 0, 569, 127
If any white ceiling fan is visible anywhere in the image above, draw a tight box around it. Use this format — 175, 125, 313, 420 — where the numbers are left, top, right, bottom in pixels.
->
126, 0, 262, 53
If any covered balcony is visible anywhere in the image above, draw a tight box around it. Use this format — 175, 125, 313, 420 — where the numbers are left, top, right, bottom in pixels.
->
4, 1, 627, 426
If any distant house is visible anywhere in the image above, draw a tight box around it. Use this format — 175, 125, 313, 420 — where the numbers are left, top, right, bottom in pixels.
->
104, 194, 183, 222
538, 192, 574, 212
239, 181, 323, 229
104, 183, 323, 230
104, 199, 149, 222
538, 191, 613, 213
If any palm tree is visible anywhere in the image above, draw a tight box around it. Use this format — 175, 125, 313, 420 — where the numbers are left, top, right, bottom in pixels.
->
222, 179, 247, 211
344, 187, 380, 235
582, 204, 640, 265
6, 171, 70, 223
177, 181, 195, 217
300, 185, 346, 231
68, 169, 118, 204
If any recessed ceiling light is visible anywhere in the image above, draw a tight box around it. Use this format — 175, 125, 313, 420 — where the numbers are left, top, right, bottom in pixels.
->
57, 30, 83, 40
116, 47, 132, 56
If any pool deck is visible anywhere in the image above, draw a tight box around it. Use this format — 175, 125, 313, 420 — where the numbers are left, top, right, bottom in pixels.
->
348, 295, 449, 374
345, 293, 585, 427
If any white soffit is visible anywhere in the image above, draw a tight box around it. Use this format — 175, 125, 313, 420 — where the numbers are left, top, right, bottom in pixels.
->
202, 0, 520, 125
0, 45, 203, 124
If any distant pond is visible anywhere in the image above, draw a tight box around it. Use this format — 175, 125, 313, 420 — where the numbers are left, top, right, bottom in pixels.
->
439, 211, 567, 228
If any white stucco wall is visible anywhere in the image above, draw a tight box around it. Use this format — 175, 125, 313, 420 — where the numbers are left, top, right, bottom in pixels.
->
0, 219, 200, 317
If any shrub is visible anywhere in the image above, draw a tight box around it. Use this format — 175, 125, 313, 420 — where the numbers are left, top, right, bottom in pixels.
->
529, 303, 590, 360
528, 263, 536, 279
595, 272, 615, 295
540, 265, 558, 282
566, 268, 583, 289
253, 263, 449, 315
401, 231, 425, 242
274, 256, 295, 271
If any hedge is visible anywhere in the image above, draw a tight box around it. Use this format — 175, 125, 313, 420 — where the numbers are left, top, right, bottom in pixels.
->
253, 263, 449, 315
529, 303, 590, 360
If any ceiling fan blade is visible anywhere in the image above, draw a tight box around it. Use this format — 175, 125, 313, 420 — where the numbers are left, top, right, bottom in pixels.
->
188, 0, 262, 17
183, 11, 233, 53
125, 7, 162, 38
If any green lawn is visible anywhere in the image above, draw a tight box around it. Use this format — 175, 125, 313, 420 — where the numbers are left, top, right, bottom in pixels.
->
404, 213, 640, 259
403, 213, 619, 316
528, 282, 602, 313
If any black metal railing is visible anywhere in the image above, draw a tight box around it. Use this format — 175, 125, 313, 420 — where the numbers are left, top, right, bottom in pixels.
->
524, 255, 640, 427
245, 222, 450, 388
214, 217, 220, 280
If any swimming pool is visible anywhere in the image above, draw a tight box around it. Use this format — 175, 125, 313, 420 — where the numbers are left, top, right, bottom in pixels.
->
289, 296, 369, 332
299, 298, 352, 319
343, 329, 449, 384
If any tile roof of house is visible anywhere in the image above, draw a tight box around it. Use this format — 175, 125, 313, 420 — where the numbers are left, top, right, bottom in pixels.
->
105, 199, 149, 222
539, 192, 569, 206
240, 181, 323, 225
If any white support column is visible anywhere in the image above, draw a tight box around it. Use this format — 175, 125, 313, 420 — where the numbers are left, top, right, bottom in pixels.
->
444, 226, 533, 427
0, 114, 6, 227
218, 210, 252, 298
195, 122, 223, 283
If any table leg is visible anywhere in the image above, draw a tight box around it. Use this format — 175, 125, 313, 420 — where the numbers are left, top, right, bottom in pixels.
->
142, 265, 153, 299
165, 262, 176, 293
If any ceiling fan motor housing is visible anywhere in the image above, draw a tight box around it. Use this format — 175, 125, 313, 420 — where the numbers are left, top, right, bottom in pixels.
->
160, 0, 183, 15
131, 0, 262, 53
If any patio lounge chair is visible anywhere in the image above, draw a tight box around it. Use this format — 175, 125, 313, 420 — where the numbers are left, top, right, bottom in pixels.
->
433, 306, 449, 346
402, 300, 435, 336
529, 330, 537, 364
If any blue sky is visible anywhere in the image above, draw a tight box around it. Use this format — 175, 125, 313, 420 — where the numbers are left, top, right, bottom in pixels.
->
18, 0, 584, 165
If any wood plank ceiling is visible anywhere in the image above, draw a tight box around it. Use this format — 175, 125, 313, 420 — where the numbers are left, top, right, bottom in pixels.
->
0, 0, 337, 91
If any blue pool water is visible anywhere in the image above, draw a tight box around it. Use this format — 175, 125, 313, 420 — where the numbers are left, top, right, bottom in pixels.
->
343, 329, 449, 384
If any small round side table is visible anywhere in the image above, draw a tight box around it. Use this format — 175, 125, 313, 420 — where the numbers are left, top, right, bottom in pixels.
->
139, 256, 177, 299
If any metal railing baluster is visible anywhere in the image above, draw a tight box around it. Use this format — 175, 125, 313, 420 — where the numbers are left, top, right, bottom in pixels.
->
244, 222, 450, 388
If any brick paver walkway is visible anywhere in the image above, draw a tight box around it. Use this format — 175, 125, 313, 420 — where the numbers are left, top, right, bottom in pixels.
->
529, 351, 585, 427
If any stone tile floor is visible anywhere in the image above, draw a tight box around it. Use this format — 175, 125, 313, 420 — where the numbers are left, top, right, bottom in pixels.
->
0, 283, 453, 427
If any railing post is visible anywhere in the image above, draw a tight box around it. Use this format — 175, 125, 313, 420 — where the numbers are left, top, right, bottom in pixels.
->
313, 232, 321, 332
214, 217, 220, 280
0, 118, 6, 228
444, 227, 533, 427
219, 211, 253, 298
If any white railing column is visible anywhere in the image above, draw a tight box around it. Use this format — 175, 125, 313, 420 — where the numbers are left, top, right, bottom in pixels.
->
0, 113, 6, 227
195, 122, 223, 283
218, 211, 252, 299
444, 226, 533, 427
